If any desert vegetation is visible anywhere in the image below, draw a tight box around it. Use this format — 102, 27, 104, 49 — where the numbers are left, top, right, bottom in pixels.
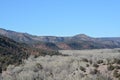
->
0, 35, 62, 75
0, 48, 120, 80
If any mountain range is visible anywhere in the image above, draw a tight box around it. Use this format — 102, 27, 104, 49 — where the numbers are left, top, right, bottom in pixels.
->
0, 28, 120, 50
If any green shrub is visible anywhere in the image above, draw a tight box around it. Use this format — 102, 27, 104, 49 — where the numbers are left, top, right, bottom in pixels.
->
113, 58, 120, 64
86, 64, 89, 67
113, 70, 120, 78
80, 66, 86, 72
89, 60, 93, 64
97, 60, 103, 64
36, 63, 43, 69
107, 65, 115, 71
90, 69, 99, 75
0, 67, 2, 73
114, 66, 120, 69
93, 63, 99, 68
82, 58, 88, 62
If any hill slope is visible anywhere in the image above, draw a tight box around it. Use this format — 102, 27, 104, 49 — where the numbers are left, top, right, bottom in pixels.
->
0, 28, 120, 50
0, 35, 30, 71
0, 35, 61, 72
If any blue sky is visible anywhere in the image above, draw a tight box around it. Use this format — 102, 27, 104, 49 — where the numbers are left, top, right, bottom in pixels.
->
0, 0, 120, 37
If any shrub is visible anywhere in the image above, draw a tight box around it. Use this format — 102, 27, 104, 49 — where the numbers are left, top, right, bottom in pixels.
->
114, 66, 120, 69
36, 63, 43, 69
89, 60, 92, 64
86, 64, 89, 67
0, 67, 2, 73
82, 58, 88, 62
97, 60, 103, 64
106, 59, 111, 65
113, 58, 120, 64
118, 50, 120, 53
93, 63, 99, 68
90, 69, 99, 75
107, 65, 115, 71
80, 66, 86, 72
113, 70, 120, 78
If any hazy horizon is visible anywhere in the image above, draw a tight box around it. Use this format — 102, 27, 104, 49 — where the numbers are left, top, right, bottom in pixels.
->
0, 27, 119, 38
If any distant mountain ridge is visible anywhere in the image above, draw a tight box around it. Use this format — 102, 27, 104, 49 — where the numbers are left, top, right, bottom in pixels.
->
0, 28, 95, 43
0, 28, 120, 50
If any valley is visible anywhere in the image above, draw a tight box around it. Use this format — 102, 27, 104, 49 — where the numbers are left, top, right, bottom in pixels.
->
0, 0, 119, 80
1, 49, 120, 80
0, 28, 120, 80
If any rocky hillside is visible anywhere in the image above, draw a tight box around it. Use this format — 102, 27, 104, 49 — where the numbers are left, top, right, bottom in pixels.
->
0, 28, 120, 50
0, 35, 30, 72
0, 35, 61, 73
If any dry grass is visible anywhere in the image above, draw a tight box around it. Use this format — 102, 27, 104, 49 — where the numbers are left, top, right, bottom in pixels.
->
1, 48, 120, 80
